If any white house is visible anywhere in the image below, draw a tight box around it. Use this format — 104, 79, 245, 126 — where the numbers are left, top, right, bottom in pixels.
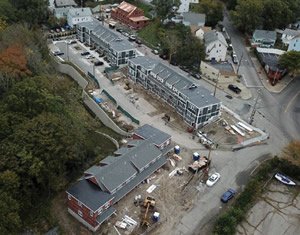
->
182, 12, 205, 27
281, 29, 300, 46
204, 31, 228, 62
195, 26, 212, 40
288, 35, 300, 51
67, 8, 93, 28
178, 0, 199, 13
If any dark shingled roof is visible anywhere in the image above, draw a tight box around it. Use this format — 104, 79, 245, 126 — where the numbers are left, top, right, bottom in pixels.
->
135, 124, 171, 146
67, 179, 114, 211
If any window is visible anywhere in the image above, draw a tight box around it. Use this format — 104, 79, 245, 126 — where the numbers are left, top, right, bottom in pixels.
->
78, 210, 83, 217
98, 207, 103, 215
68, 195, 71, 200
78, 201, 82, 207
90, 211, 93, 217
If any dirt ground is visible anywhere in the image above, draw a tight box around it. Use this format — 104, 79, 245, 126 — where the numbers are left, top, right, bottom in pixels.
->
99, 147, 210, 235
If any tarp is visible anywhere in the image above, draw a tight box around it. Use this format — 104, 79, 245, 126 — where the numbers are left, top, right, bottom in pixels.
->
94, 97, 103, 104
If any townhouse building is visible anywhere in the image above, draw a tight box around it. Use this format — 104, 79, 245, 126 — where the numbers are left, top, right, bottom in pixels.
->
76, 20, 136, 66
128, 57, 221, 128
67, 139, 168, 232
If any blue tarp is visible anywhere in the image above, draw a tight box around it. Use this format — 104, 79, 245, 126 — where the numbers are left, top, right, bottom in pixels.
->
93, 97, 103, 104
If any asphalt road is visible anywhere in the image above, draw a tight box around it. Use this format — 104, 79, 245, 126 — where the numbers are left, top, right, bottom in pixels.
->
223, 11, 300, 141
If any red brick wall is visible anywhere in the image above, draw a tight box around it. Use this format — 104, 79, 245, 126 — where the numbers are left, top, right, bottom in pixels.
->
67, 193, 98, 227
132, 134, 144, 140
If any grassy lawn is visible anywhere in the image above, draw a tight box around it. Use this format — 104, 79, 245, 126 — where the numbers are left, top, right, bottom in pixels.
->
138, 20, 161, 48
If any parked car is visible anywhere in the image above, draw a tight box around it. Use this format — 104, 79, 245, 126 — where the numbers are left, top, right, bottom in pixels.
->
67, 40, 76, 45
81, 51, 90, 56
129, 35, 136, 41
228, 84, 241, 94
94, 61, 104, 66
122, 32, 129, 37
190, 72, 201, 80
206, 173, 221, 187
116, 28, 123, 33
152, 49, 159, 55
136, 39, 142, 45
159, 54, 168, 60
221, 188, 236, 203
53, 51, 64, 56
61, 28, 65, 32
232, 52, 238, 64
55, 28, 60, 33
86, 55, 94, 59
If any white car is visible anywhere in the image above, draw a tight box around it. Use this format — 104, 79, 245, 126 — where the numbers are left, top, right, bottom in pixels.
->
206, 173, 220, 187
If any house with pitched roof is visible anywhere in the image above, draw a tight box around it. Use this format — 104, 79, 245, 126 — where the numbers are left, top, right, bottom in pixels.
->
128, 57, 221, 128
200, 61, 237, 83
182, 12, 206, 27
54, 0, 77, 8
177, 0, 199, 13
133, 124, 172, 149
67, 139, 168, 231
288, 35, 300, 52
281, 29, 300, 46
204, 31, 228, 62
111, 1, 150, 29
67, 7, 93, 27
251, 30, 276, 48
76, 20, 136, 66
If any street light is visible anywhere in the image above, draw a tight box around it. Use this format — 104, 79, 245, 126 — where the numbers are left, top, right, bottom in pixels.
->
213, 72, 220, 97
249, 89, 261, 125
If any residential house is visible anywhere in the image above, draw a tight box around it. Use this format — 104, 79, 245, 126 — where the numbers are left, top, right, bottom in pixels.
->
251, 30, 277, 48
200, 61, 237, 83
182, 12, 206, 27
53, 7, 72, 19
54, 0, 77, 8
288, 35, 300, 52
111, 1, 150, 30
281, 29, 300, 46
67, 8, 93, 28
76, 20, 136, 66
128, 57, 221, 128
204, 31, 228, 62
178, 0, 199, 13
67, 139, 168, 232
256, 47, 286, 85
133, 124, 172, 149
195, 26, 212, 40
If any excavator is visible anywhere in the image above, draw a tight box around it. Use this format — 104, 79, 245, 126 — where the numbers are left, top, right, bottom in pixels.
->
141, 196, 156, 227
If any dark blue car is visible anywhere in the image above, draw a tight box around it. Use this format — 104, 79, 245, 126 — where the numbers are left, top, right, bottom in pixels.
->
221, 188, 236, 203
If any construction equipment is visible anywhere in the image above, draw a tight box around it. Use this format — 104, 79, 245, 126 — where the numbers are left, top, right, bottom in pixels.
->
141, 196, 156, 227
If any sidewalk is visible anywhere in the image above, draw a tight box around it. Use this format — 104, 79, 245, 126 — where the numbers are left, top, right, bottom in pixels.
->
248, 50, 294, 93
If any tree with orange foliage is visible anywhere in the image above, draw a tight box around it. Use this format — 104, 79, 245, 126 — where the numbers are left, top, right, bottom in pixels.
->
0, 44, 31, 79
282, 141, 300, 167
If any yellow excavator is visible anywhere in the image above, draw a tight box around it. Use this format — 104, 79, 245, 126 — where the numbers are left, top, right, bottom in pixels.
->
141, 196, 156, 227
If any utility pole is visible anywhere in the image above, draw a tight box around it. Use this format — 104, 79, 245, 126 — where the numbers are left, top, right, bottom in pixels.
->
236, 52, 244, 74
213, 72, 220, 97
249, 89, 261, 125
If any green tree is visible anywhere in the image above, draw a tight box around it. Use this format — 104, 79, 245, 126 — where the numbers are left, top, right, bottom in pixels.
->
9, 0, 48, 26
0, 0, 17, 23
230, 0, 263, 33
279, 51, 300, 76
262, 0, 293, 30
192, 0, 224, 27
152, 0, 179, 19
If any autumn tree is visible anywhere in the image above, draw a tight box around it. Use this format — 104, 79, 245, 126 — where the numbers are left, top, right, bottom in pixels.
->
279, 51, 300, 76
282, 141, 300, 167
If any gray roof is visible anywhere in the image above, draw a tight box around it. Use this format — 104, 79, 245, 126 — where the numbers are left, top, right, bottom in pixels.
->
55, 0, 77, 7
109, 40, 135, 52
257, 51, 284, 72
68, 7, 92, 17
96, 206, 116, 224
204, 31, 227, 47
180, 86, 220, 108
282, 28, 300, 37
67, 140, 167, 213
114, 147, 131, 156
66, 179, 114, 211
151, 62, 221, 108
135, 124, 171, 146
88, 139, 162, 193
54, 7, 72, 18
182, 12, 206, 26
129, 56, 158, 70
253, 30, 276, 41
